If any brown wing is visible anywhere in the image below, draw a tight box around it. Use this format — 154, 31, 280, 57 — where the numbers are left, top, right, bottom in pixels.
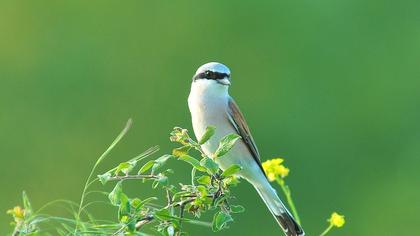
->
227, 97, 266, 176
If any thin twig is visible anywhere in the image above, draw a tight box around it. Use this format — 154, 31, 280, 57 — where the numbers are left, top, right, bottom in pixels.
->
75, 119, 133, 233
107, 175, 159, 181
276, 177, 302, 225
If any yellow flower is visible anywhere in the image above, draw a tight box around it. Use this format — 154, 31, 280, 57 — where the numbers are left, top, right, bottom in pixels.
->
267, 172, 276, 182
7, 206, 25, 220
262, 158, 290, 182
329, 212, 345, 227
276, 165, 289, 178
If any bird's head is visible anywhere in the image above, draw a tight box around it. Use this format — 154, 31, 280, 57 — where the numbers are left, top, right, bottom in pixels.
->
192, 62, 231, 86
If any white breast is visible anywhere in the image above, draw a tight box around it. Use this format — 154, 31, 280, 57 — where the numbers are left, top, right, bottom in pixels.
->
188, 80, 233, 154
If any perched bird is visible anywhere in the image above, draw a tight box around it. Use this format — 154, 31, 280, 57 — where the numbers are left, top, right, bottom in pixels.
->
188, 62, 304, 236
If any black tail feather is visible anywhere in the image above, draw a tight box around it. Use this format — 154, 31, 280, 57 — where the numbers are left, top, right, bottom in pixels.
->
275, 213, 305, 236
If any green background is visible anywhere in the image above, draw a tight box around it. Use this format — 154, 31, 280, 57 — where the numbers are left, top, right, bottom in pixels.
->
1, 0, 419, 235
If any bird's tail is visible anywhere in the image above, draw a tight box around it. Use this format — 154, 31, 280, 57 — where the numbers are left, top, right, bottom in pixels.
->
254, 181, 305, 236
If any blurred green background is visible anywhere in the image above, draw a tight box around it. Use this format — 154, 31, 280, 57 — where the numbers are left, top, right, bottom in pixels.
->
1, 0, 420, 235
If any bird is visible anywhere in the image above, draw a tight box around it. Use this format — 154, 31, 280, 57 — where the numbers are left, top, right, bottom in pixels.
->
187, 62, 305, 236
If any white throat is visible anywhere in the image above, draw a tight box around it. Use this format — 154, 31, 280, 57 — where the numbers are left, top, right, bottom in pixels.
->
189, 79, 229, 100
188, 79, 231, 154
188, 79, 230, 128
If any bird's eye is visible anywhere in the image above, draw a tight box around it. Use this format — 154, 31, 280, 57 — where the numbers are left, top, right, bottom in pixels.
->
205, 71, 211, 76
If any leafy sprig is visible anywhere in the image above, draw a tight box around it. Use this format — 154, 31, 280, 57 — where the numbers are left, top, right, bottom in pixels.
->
95, 126, 244, 235
7, 121, 244, 236
7, 120, 345, 236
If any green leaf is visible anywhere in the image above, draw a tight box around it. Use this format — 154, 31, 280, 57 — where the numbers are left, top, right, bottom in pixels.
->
94, 119, 132, 166
98, 172, 112, 185
181, 219, 212, 228
197, 175, 211, 185
152, 155, 172, 173
200, 157, 219, 175
230, 205, 245, 213
152, 180, 159, 189
199, 126, 216, 145
132, 197, 157, 210
108, 181, 123, 206
154, 208, 173, 221
138, 160, 155, 174
214, 194, 229, 207
158, 175, 169, 186
172, 190, 191, 200
224, 176, 240, 186
178, 155, 207, 172
196, 185, 207, 198
214, 133, 241, 158
212, 211, 233, 231
172, 146, 191, 157
164, 169, 175, 175
155, 209, 194, 228
115, 162, 134, 175
22, 191, 33, 217
118, 193, 130, 221
142, 196, 158, 204
221, 164, 242, 178
126, 219, 136, 233
130, 198, 142, 210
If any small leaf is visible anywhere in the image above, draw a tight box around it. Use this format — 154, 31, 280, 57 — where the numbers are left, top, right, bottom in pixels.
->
141, 197, 158, 204
118, 193, 130, 221
230, 205, 245, 213
197, 175, 211, 185
214, 194, 229, 207
115, 162, 135, 175
224, 176, 240, 186
120, 215, 129, 223
178, 155, 207, 172
135, 197, 158, 210
214, 134, 241, 158
196, 185, 207, 198
158, 175, 169, 186
154, 208, 173, 221
200, 157, 219, 175
164, 169, 175, 175
172, 190, 191, 199
108, 181, 123, 206
221, 164, 242, 178
152, 155, 172, 173
22, 191, 33, 217
127, 220, 136, 233
130, 198, 142, 210
199, 126, 216, 145
138, 160, 155, 174
98, 172, 112, 185
172, 146, 191, 157
152, 180, 159, 189
212, 211, 233, 231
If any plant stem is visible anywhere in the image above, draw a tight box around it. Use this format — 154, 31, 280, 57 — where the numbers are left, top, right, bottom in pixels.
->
320, 223, 334, 236
75, 119, 132, 232
276, 177, 302, 225
191, 168, 196, 186
108, 174, 158, 181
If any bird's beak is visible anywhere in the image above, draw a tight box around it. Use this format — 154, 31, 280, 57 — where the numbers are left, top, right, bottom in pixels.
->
217, 78, 231, 86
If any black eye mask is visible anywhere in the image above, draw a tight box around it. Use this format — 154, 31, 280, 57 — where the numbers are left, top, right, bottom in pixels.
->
193, 70, 230, 81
